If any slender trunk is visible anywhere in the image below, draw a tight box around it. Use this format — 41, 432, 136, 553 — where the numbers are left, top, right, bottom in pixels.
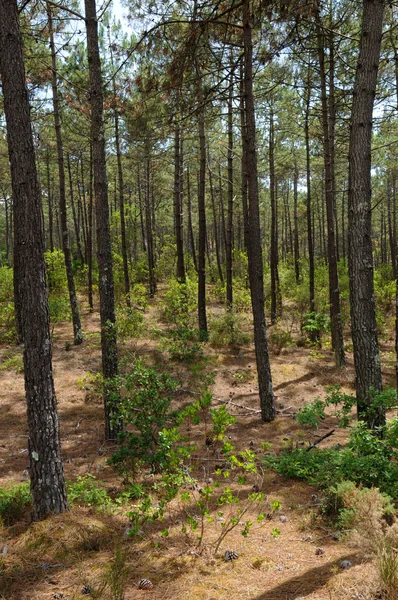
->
208, 156, 223, 283
348, 0, 384, 429
269, 107, 281, 324
305, 69, 315, 314
46, 149, 54, 253
48, 6, 82, 345
226, 67, 234, 309
87, 143, 94, 311
196, 60, 208, 338
112, 75, 130, 305
145, 153, 156, 296
174, 124, 186, 282
0, 0, 68, 519
243, 0, 274, 422
315, 1, 345, 367
85, 0, 120, 440
66, 154, 84, 263
293, 163, 300, 283
186, 164, 197, 271
137, 166, 147, 252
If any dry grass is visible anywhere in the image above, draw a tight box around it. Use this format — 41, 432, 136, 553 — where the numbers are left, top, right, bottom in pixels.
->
1, 298, 397, 599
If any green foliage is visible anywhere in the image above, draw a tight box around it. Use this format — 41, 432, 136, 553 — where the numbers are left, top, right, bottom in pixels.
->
302, 312, 330, 339
155, 235, 177, 281
322, 480, 394, 530
116, 307, 144, 341
67, 474, 112, 508
266, 415, 398, 498
0, 267, 17, 342
44, 250, 68, 295
163, 325, 203, 361
268, 324, 293, 353
374, 265, 395, 313
48, 295, 71, 326
209, 311, 250, 347
161, 278, 197, 327
109, 361, 179, 475
0, 483, 31, 525
0, 352, 23, 374
296, 398, 326, 429
129, 283, 149, 311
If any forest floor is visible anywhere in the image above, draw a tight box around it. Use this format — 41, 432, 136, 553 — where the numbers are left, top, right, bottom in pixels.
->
0, 293, 397, 600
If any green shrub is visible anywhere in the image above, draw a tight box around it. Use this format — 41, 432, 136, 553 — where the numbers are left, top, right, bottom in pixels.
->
116, 307, 144, 341
268, 324, 293, 353
163, 325, 203, 361
0, 267, 17, 343
0, 483, 31, 525
161, 278, 197, 326
296, 398, 326, 429
209, 311, 250, 347
129, 283, 149, 311
44, 250, 67, 294
67, 474, 112, 508
109, 361, 179, 476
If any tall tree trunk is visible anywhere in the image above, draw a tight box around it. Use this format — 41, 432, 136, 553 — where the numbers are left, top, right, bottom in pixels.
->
226, 66, 234, 310
208, 156, 223, 283
269, 107, 281, 324
112, 72, 131, 305
0, 0, 68, 520
293, 162, 300, 283
87, 143, 94, 311
348, 0, 384, 429
186, 164, 197, 271
46, 149, 54, 253
145, 154, 156, 296
174, 124, 186, 283
243, 0, 275, 422
85, 0, 120, 440
47, 6, 83, 346
314, 1, 345, 367
67, 154, 84, 264
196, 60, 208, 338
305, 68, 315, 315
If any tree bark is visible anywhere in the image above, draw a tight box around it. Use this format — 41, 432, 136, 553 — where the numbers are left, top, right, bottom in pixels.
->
174, 124, 186, 283
305, 67, 315, 315
269, 107, 281, 324
348, 0, 385, 429
0, 0, 69, 520
226, 66, 234, 309
84, 0, 120, 440
314, 1, 345, 367
243, 0, 275, 422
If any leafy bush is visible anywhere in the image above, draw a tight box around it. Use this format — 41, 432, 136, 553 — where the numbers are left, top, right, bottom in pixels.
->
302, 312, 330, 342
268, 324, 293, 353
116, 307, 144, 341
44, 250, 68, 295
109, 361, 179, 476
161, 278, 197, 326
0, 483, 31, 525
67, 474, 112, 508
266, 416, 398, 498
296, 398, 326, 429
0, 267, 17, 343
129, 283, 149, 311
163, 325, 203, 361
209, 311, 250, 347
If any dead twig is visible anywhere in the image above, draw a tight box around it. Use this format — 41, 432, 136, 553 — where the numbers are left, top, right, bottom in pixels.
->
306, 429, 335, 451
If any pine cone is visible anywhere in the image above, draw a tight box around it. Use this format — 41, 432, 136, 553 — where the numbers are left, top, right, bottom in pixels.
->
81, 584, 94, 595
224, 550, 239, 562
138, 578, 154, 589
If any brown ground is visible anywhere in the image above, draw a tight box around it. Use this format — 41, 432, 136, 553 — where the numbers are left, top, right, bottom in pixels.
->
0, 296, 396, 600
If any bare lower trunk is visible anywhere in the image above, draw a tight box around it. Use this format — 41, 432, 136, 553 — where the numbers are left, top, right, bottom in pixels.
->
0, 0, 68, 520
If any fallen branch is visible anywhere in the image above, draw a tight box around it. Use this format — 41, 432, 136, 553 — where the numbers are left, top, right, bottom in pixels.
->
306, 429, 335, 451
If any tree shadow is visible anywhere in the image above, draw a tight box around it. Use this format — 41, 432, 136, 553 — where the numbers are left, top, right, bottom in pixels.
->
250, 553, 359, 599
